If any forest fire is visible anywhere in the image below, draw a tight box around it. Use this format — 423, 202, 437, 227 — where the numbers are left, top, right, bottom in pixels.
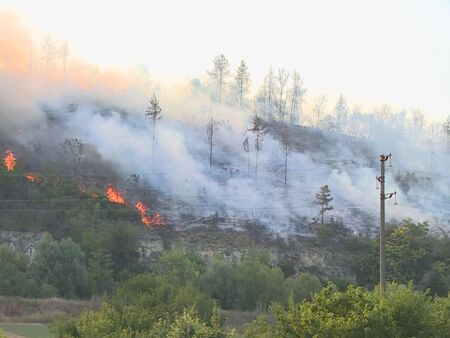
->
1, 148, 164, 227
135, 201, 148, 215
3, 150, 16, 171
105, 184, 126, 205
135, 201, 163, 226
25, 173, 40, 183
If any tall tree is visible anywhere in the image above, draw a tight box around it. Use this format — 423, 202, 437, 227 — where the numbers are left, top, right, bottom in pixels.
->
313, 95, 327, 127
276, 69, 289, 123
234, 60, 251, 108
248, 115, 266, 182
334, 95, 348, 132
42, 35, 57, 78
259, 67, 275, 119
315, 185, 333, 224
145, 94, 163, 163
206, 116, 217, 168
31, 234, 90, 298
443, 116, 450, 149
208, 54, 230, 103
280, 126, 292, 186
288, 71, 307, 125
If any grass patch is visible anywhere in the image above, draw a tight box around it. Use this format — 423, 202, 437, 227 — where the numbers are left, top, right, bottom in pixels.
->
0, 297, 100, 323
0, 323, 52, 338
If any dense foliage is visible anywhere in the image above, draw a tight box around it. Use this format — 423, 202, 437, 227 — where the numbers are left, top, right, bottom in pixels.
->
244, 283, 450, 338
354, 220, 450, 296
50, 254, 450, 338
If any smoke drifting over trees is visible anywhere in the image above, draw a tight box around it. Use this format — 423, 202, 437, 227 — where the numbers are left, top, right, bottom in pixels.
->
0, 11, 449, 236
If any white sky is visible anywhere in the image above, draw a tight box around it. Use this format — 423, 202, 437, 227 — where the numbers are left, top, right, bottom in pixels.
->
1, 0, 450, 119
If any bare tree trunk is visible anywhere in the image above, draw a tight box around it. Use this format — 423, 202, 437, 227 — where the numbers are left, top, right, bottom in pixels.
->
255, 133, 259, 183
209, 131, 213, 168
152, 117, 156, 167
240, 82, 244, 108
290, 97, 295, 125
284, 146, 288, 185
219, 72, 223, 104
321, 204, 324, 223
247, 148, 250, 175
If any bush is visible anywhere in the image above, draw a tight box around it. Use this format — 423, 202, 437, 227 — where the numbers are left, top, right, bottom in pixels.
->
245, 283, 448, 338
53, 272, 228, 338
0, 245, 36, 297
235, 259, 284, 311
156, 248, 205, 286
199, 259, 237, 310
283, 272, 323, 302
31, 234, 90, 298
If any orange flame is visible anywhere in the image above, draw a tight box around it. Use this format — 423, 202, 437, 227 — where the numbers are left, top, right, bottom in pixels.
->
3, 150, 16, 171
135, 200, 163, 226
106, 184, 126, 205
25, 173, 40, 183
135, 201, 148, 215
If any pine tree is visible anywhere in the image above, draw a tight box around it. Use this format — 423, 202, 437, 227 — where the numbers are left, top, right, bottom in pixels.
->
334, 95, 348, 132
235, 60, 251, 108
443, 116, 450, 150
276, 69, 289, 123
145, 94, 163, 163
315, 185, 333, 224
313, 95, 327, 128
206, 116, 217, 168
280, 126, 292, 186
208, 54, 230, 103
288, 72, 307, 125
248, 116, 266, 182
259, 67, 275, 118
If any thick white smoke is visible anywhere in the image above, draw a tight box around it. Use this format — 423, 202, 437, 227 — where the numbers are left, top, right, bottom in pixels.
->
1, 70, 449, 237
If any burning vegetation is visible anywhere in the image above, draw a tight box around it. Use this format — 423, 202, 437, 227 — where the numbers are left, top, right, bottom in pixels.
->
1, 150, 164, 227
105, 184, 163, 225
105, 184, 126, 205
3, 150, 16, 171
136, 201, 163, 227
25, 173, 40, 183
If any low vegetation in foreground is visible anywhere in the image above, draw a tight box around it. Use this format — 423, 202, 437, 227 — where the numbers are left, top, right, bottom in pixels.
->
45, 245, 450, 338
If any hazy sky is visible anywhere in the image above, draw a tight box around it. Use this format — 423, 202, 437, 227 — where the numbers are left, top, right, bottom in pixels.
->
1, 0, 449, 119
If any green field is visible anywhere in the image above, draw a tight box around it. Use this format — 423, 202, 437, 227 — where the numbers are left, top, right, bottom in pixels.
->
0, 323, 53, 338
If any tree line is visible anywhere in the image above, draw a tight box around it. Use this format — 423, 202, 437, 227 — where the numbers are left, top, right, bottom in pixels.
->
50, 243, 450, 337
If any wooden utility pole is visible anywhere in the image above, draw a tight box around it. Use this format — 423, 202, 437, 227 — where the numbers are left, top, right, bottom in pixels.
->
379, 154, 387, 293
378, 153, 395, 294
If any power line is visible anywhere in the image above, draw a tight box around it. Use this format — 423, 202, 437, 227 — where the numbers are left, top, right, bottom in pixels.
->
0, 187, 376, 202
0, 157, 375, 178
0, 204, 376, 213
